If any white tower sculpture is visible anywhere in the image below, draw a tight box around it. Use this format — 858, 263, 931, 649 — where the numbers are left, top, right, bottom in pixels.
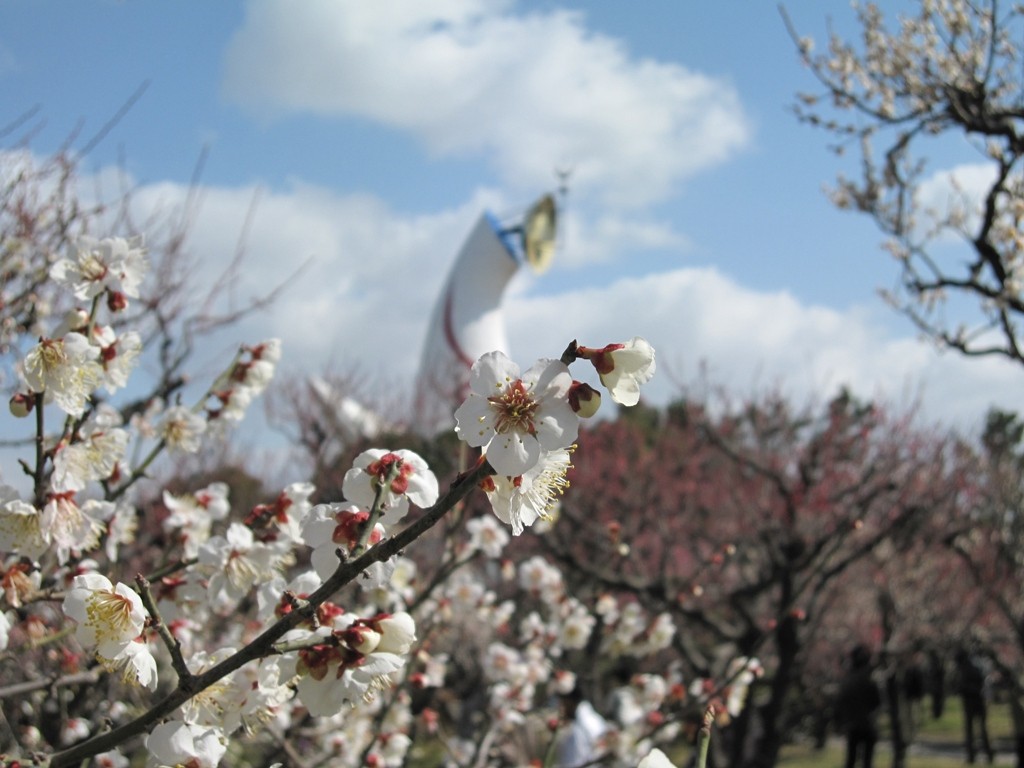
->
414, 194, 556, 435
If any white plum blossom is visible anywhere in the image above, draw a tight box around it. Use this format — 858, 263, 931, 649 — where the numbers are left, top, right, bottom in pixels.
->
103, 500, 138, 562
0, 491, 48, 560
206, 339, 281, 428
218, 657, 294, 734
62, 573, 146, 659
255, 571, 310, 623
61, 718, 90, 746
145, 720, 226, 768
52, 427, 128, 492
342, 448, 438, 525
724, 657, 762, 717
558, 599, 596, 650
238, 358, 276, 395
482, 642, 527, 684
198, 522, 284, 611
635, 673, 669, 709
214, 383, 253, 424
442, 570, 491, 614
415, 651, 450, 689
295, 648, 406, 716
577, 337, 657, 407
175, 647, 244, 726
289, 611, 417, 717
251, 481, 317, 546
42, 495, 110, 563
376, 555, 418, 606
162, 482, 231, 559
377, 732, 412, 767
91, 325, 142, 393
303, 503, 387, 583
466, 514, 510, 557
635, 612, 676, 655
483, 447, 572, 535
552, 669, 577, 695
51, 308, 89, 338
107, 637, 158, 690
454, 352, 578, 476
249, 337, 282, 364
51, 235, 148, 302
595, 593, 621, 623
158, 405, 207, 454
22, 333, 103, 417
518, 555, 564, 600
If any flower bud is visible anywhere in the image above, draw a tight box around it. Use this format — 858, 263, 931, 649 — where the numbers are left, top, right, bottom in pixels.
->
9, 393, 33, 418
576, 337, 656, 406
56, 308, 89, 335
107, 291, 128, 313
568, 381, 601, 417
344, 625, 381, 656
373, 611, 416, 655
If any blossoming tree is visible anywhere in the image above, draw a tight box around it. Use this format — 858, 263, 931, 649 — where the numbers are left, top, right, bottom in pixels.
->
546, 388, 970, 768
787, 0, 1024, 367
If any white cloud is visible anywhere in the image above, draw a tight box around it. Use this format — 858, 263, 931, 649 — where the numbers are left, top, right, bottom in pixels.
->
916, 161, 998, 238
42, 156, 1023, 436
221, 0, 750, 207
505, 268, 1024, 431
553, 210, 689, 268
112, 174, 520, 388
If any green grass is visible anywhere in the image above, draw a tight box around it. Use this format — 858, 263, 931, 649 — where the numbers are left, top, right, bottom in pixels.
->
776, 697, 1017, 768
407, 697, 1018, 767
777, 742, 968, 768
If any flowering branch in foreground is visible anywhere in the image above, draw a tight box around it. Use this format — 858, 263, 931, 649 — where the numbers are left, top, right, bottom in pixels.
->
48, 461, 492, 768
1, 221, 679, 766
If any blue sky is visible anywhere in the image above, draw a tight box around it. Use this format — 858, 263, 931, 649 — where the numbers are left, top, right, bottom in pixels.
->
2, 0, 1020, 436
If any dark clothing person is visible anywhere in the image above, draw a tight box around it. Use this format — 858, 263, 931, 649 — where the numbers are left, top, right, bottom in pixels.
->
835, 646, 882, 768
903, 655, 927, 741
955, 650, 994, 764
927, 648, 946, 719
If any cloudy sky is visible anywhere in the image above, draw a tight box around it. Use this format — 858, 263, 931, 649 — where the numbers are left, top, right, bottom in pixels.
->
1, 0, 1019, 438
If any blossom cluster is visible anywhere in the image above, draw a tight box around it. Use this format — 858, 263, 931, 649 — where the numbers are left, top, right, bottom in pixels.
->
455, 338, 655, 535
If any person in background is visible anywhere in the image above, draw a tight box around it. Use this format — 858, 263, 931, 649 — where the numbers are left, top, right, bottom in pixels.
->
955, 647, 995, 764
557, 687, 607, 768
835, 644, 882, 768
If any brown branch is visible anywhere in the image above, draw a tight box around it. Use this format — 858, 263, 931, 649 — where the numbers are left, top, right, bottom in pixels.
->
47, 460, 492, 768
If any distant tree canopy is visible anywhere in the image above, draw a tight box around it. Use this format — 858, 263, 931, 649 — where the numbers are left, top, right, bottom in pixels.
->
501, 389, 971, 767
788, 0, 1024, 366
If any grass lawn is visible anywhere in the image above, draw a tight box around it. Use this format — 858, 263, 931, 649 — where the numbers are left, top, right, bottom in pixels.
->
776, 697, 1018, 767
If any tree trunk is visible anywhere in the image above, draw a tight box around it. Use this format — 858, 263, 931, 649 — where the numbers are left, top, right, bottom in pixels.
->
747, 611, 799, 768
